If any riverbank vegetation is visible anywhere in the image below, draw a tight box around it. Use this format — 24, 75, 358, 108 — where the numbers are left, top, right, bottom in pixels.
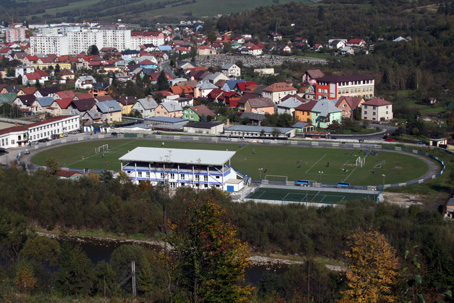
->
0, 166, 454, 301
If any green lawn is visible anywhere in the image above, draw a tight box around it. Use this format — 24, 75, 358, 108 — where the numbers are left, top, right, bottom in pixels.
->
31, 139, 435, 186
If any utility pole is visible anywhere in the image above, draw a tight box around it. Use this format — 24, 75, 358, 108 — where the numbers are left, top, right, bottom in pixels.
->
131, 260, 137, 297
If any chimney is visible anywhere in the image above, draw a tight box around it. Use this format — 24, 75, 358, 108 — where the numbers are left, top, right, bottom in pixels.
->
15, 122, 18, 127
226, 118, 230, 127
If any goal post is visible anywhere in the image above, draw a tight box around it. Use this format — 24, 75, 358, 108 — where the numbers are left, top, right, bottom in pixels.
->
95, 144, 109, 154
355, 156, 366, 167
264, 175, 288, 182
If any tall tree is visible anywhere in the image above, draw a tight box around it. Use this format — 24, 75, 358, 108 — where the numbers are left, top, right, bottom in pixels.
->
88, 45, 99, 56
157, 71, 169, 91
167, 195, 253, 303
341, 229, 400, 303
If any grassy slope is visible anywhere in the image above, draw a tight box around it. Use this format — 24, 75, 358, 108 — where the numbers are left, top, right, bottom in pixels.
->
17, 0, 314, 22
31, 139, 433, 186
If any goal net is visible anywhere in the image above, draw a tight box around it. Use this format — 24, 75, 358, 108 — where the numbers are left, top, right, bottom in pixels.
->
355, 156, 365, 167
264, 175, 288, 182
95, 144, 109, 154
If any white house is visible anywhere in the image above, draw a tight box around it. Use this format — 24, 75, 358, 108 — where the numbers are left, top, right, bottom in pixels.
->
75, 75, 96, 90
221, 63, 241, 78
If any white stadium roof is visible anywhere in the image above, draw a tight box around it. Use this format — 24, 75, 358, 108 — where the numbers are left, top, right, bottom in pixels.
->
119, 147, 236, 166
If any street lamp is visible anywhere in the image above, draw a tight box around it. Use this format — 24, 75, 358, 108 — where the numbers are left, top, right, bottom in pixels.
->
382, 174, 386, 190
258, 168, 264, 181
318, 171, 324, 183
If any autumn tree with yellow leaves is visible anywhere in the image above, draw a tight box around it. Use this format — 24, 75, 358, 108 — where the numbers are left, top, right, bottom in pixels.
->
341, 229, 400, 303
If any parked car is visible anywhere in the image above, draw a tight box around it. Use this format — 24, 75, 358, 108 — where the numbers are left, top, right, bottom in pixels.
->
111, 132, 118, 136
385, 137, 395, 142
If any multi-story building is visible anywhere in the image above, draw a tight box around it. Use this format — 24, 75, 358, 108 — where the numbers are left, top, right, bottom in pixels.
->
30, 35, 69, 56
67, 31, 103, 54
119, 147, 244, 192
5, 27, 26, 43
130, 32, 165, 49
361, 98, 393, 122
30, 29, 132, 55
261, 82, 297, 104
0, 115, 80, 148
315, 74, 374, 100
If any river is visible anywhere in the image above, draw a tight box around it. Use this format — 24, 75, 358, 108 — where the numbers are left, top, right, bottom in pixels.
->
59, 235, 289, 286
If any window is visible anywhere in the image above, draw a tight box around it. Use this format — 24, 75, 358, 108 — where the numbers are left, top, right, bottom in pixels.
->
170, 173, 175, 179
138, 172, 142, 177
373, 112, 376, 115
146, 172, 150, 178
180, 174, 185, 179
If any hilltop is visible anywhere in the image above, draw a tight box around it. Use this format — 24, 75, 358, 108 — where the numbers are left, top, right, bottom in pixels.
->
1, 0, 314, 25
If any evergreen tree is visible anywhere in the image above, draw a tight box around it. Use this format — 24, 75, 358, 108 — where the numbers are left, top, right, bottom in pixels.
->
167, 195, 253, 303
157, 71, 169, 91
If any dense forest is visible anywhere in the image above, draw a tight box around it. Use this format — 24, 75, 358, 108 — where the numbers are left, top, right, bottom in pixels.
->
211, 0, 454, 93
1, 166, 454, 301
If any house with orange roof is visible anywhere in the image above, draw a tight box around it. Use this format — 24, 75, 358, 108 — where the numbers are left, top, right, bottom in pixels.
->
261, 82, 297, 104
17, 87, 38, 96
335, 96, 365, 119
169, 85, 194, 96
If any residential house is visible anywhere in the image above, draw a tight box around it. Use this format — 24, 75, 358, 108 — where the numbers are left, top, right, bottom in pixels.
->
302, 69, 324, 85
155, 101, 183, 118
239, 112, 266, 126
68, 98, 97, 116
335, 96, 365, 119
89, 83, 109, 97
294, 100, 317, 123
15, 65, 35, 78
75, 75, 96, 90
116, 96, 137, 115
193, 82, 218, 98
361, 98, 393, 122
346, 39, 366, 48
55, 90, 76, 100
328, 39, 346, 49
203, 72, 230, 85
17, 87, 38, 96
182, 105, 216, 121
277, 95, 304, 116
315, 74, 374, 100
261, 82, 297, 104
22, 71, 50, 86
12, 95, 37, 113
221, 63, 241, 78
34, 96, 55, 114
244, 97, 275, 115
57, 69, 75, 81
35, 87, 58, 98
197, 45, 217, 56
132, 96, 158, 117
49, 98, 73, 116
311, 100, 343, 128
96, 100, 123, 124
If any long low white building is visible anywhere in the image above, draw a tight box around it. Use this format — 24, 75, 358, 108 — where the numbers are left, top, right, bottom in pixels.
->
119, 147, 244, 192
0, 115, 80, 148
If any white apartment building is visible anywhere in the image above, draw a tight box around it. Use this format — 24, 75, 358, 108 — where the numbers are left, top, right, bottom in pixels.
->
30, 29, 133, 55
67, 31, 103, 54
30, 35, 69, 56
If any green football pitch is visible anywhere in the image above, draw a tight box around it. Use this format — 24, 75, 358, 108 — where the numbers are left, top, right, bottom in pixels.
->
31, 139, 435, 186
247, 188, 380, 204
